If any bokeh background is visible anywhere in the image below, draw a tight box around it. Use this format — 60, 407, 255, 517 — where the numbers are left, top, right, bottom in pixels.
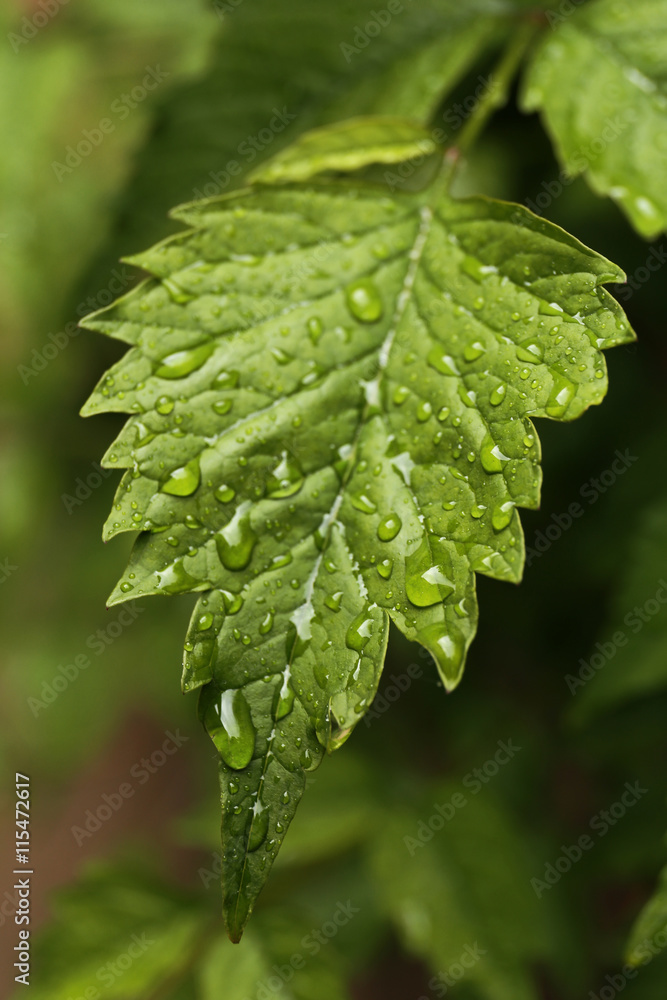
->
1, 1, 667, 998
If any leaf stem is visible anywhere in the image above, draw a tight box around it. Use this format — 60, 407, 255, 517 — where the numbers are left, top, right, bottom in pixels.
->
430, 17, 542, 200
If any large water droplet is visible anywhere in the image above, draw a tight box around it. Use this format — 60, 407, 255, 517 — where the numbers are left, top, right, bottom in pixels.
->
480, 437, 510, 474
161, 459, 200, 496
377, 513, 402, 541
247, 804, 269, 852
492, 501, 515, 531
516, 339, 544, 364
156, 342, 213, 378
345, 279, 383, 323
418, 622, 465, 689
199, 686, 256, 768
275, 673, 295, 720
545, 373, 575, 417
156, 395, 174, 415
346, 608, 374, 653
405, 538, 454, 607
215, 502, 257, 570
266, 450, 304, 499
351, 492, 377, 514
156, 559, 199, 594
490, 383, 507, 406
463, 340, 486, 362
427, 347, 460, 376
214, 484, 235, 504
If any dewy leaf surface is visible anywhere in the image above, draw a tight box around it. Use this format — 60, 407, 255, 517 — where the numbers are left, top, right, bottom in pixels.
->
82, 176, 633, 939
522, 0, 667, 238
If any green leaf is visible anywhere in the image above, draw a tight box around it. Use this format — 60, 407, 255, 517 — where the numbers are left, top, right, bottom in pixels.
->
521, 0, 667, 238
249, 117, 437, 185
370, 784, 556, 1000
82, 173, 632, 939
92, 0, 511, 267
626, 864, 667, 966
19, 861, 212, 1000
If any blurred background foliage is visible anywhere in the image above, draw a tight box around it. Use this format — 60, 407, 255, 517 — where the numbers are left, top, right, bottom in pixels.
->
1, 1, 667, 998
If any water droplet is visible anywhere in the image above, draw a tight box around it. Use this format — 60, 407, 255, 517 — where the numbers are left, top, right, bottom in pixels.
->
163, 277, 195, 304
156, 395, 174, 415
427, 347, 460, 376
351, 492, 377, 514
247, 805, 269, 852
492, 501, 515, 531
460, 255, 497, 282
307, 316, 323, 344
214, 370, 239, 390
545, 373, 575, 417
490, 383, 507, 406
480, 437, 510, 474
266, 450, 304, 499
215, 484, 235, 504
199, 686, 255, 768
120, 581, 134, 593
464, 340, 486, 362
377, 558, 393, 579
197, 612, 214, 631
212, 399, 232, 415
325, 591, 343, 612
156, 342, 213, 378
516, 339, 544, 364
221, 590, 244, 615
215, 502, 258, 571
275, 676, 295, 720
156, 559, 199, 594
161, 459, 200, 496
377, 513, 402, 541
418, 622, 465, 689
346, 608, 374, 653
345, 278, 383, 323
471, 504, 486, 519
538, 300, 564, 316
393, 385, 410, 406
405, 538, 454, 607
259, 611, 274, 634
416, 401, 432, 422
271, 346, 292, 365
